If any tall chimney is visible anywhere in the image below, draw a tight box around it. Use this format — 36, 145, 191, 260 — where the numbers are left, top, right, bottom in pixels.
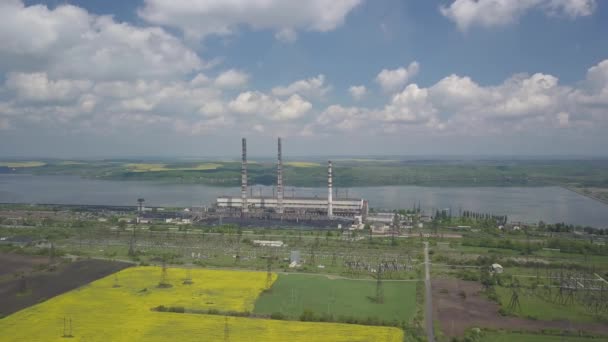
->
277, 137, 284, 214
328, 160, 333, 218
137, 198, 145, 224
241, 138, 248, 215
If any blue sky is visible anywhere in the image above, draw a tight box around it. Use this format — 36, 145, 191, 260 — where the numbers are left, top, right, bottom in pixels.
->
1, 0, 608, 157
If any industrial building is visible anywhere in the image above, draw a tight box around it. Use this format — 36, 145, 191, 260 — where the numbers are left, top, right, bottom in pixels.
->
215, 137, 368, 221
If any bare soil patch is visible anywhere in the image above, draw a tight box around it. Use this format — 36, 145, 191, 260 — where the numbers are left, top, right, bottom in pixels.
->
0, 253, 130, 317
432, 278, 608, 338
0, 252, 48, 277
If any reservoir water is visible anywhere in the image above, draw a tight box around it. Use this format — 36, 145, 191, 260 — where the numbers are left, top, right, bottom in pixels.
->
0, 174, 607, 228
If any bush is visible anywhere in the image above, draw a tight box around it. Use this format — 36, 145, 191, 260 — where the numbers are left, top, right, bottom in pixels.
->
363, 316, 381, 326
226, 310, 250, 317
319, 313, 334, 322
299, 309, 316, 322
270, 312, 286, 320
485, 288, 499, 302
457, 270, 480, 281
155, 305, 184, 313
149, 225, 169, 232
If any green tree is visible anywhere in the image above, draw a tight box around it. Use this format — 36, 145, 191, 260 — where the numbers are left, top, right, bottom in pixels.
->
118, 220, 127, 231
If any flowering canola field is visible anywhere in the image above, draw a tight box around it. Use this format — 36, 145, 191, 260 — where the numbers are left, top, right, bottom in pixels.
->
0, 266, 403, 341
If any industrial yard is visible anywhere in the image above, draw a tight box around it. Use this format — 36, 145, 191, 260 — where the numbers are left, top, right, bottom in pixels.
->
213, 138, 368, 225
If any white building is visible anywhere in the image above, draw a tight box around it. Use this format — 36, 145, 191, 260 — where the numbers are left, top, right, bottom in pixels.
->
367, 212, 397, 224
216, 196, 367, 217
491, 263, 504, 274
253, 240, 284, 247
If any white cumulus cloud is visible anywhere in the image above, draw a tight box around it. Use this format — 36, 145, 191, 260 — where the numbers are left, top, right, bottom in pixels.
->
348, 85, 367, 100
316, 105, 369, 131
440, 0, 597, 31
375, 62, 420, 93
310, 59, 608, 136
215, 69, 249, 88
229, 91, 312, 121
272, 74, 330, 99
0, 1, 203, 81
138, 0, 362, 41
6, 72, 92, 102
275, 28, 298, 43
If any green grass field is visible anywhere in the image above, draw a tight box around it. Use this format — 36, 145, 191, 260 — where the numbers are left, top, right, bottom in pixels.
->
253, 274, 417, 322
495, 286, 608, 323
480, 331, 605, 341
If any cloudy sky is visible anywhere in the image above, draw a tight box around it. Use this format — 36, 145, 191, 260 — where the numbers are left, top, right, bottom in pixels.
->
0, 0, 607, 158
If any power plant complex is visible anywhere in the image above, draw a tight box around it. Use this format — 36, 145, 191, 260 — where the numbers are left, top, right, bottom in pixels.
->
215, 138, 368, 224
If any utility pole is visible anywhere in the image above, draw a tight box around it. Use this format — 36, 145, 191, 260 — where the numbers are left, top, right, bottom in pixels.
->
224, 316, 230, 342
266, 255, 275, 290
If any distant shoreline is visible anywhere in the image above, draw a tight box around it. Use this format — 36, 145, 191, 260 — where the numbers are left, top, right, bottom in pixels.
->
4, 159, 608, 189
1, 172, 556, 188
561, 185, 608, 207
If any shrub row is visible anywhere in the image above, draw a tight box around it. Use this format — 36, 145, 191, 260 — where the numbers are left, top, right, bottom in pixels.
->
298, 309, 404, 328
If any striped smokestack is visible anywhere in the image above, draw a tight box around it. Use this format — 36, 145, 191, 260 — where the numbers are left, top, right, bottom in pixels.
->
328, 160, 333, 218
277, 137, 284, 214
241, 138, 248, 215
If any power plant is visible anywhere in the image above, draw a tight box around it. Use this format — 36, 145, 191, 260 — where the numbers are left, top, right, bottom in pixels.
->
215, 137, 368, 225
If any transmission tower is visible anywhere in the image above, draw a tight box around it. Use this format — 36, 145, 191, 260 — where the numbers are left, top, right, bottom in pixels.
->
62, 317, 73, 338
183, 264, 193, 285
158, 258, 171, 288
113, 273, 121, 288
18, 274, 27, 294
376, 263, 384, 304
266, 257, 274, 290
508, 289, 521, 312
235, 241, 241, 265
224, 316, 230, 342
49, 242, 55, 264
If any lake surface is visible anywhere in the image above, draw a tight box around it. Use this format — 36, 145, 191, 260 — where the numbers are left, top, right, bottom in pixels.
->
0, 174, 607, 228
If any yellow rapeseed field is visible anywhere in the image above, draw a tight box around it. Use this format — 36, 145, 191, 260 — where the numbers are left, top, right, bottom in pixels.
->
126, 163, 222, 172
284, 161, 320, 167
0, 266, 403, 341
0, 161, 46, 167
57, 161, 86, 165
125, 163, 170, 171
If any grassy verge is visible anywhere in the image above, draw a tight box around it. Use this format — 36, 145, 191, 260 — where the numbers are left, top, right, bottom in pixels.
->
478, 330, 606, 342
